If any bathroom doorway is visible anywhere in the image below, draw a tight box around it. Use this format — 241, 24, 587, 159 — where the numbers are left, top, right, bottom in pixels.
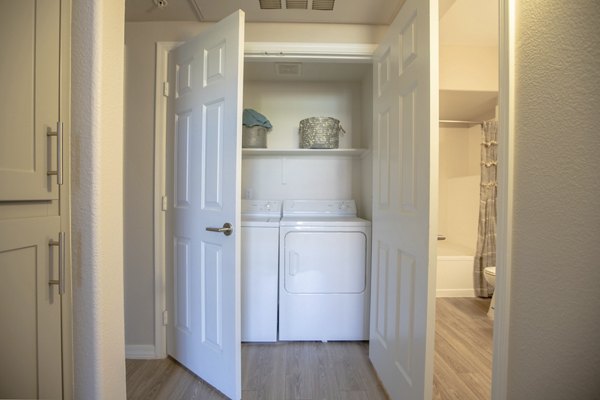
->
435, 0, 499, 398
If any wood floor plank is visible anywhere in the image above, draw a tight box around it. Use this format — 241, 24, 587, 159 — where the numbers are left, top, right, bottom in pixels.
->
312, 342, 342, 400
433, 297, 493, 400
126, 298, 492, 400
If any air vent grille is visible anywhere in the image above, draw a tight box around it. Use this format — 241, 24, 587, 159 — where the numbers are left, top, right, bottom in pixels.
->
258, 0, 335, 10
312, 0, 335, 10
286, 0, 308, 9
276, 63, 303, 77
259, 0, 282, 9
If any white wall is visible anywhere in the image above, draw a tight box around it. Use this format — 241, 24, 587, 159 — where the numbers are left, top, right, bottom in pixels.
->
123, 21, 385, 349
72, 0, 126, 397
508, 0, 600, 397
438, 126, 480, 252
241, 78, 371, 216
440, 45, 498, 92
243, 80, 363, 149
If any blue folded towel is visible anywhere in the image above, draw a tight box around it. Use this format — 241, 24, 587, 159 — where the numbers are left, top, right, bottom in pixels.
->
243, 109, 272, 129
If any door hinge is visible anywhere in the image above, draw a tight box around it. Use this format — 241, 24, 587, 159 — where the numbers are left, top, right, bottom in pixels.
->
163, 81, 170, 97
162, 195, 168, 211
162, 310, 168, 326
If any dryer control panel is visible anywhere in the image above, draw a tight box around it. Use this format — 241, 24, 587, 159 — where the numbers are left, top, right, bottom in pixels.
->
282, 199, 357, 217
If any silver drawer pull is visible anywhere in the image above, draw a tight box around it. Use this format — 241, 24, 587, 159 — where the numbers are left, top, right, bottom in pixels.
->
206, 223, 233, 236
49, 232, 66, 295
47, 121, 64, 185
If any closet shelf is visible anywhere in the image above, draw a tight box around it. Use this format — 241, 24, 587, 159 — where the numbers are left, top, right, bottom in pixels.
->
242, 148, 368, 157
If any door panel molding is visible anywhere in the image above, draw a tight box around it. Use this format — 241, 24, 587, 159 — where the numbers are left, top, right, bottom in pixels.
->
369, 0, 438, 398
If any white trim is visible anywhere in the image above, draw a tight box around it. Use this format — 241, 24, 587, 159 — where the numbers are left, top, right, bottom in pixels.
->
126, 345, 158, 359
244, 42, 376, 62
153, 41, 179, 359
492, 1, 515, 399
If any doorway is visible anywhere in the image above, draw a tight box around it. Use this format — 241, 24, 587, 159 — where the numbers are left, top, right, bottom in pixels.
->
144, 2, 515, 398
435, 0, 502, 398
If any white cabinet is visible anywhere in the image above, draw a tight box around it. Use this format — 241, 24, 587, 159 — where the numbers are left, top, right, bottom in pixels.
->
0, 0, 61, 201
241, 59, 373, 217
0, 1, 70, 398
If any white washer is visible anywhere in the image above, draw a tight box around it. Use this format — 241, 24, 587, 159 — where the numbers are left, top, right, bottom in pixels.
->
278, 199, 371, 341
241, 199, 282, 342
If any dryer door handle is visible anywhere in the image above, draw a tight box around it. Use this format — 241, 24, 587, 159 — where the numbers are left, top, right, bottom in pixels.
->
288, 251, 299, 276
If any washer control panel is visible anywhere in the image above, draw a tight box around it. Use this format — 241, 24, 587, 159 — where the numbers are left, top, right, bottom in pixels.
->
241, 200, 282, 217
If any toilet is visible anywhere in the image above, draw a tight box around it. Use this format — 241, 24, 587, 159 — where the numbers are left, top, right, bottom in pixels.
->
483, 267, 496, 319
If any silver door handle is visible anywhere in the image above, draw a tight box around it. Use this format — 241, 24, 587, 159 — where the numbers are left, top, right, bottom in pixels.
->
47, 121, 64, 185
206, 222, 233, 236
49, 232, 66, 295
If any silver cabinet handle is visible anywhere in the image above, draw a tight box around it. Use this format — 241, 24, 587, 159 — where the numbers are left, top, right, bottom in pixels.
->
47, 121, 64, 185
49, 232, 66, 295
206, 223, 233, 236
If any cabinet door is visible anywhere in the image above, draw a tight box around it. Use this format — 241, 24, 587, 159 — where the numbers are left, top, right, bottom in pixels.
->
0, 216, 63, 399
0, 0, 61, 201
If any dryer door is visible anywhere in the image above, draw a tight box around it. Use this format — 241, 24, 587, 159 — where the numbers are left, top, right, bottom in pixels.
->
284, 231, 367, 294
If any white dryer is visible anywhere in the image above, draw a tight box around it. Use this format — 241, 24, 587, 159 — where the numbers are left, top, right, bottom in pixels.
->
241, 200, 282, 342
278, 200, 371, 341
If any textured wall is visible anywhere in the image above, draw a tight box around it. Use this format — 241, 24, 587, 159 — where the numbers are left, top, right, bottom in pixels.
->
123, 21, 386, 348
71, 0, 126, 397
509, 0, 600, 398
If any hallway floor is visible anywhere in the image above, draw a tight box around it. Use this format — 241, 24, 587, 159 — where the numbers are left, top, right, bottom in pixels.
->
126, 297, 493, 399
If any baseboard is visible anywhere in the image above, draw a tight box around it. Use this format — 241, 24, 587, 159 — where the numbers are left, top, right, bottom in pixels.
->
126, 344, 157, 359
436, 289, 475, 297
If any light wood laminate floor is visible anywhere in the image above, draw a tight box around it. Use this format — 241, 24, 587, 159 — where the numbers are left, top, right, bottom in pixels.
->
126, 298, 492, 400
433, 297, 493, 400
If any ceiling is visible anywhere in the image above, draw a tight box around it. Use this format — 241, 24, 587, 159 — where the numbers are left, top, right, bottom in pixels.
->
126, 0, 498, 50
125, 0, 405, 24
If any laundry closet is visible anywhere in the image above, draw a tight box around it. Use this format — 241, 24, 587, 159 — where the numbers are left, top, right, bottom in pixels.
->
241, 57, 374, 217
239, 55, 374, 342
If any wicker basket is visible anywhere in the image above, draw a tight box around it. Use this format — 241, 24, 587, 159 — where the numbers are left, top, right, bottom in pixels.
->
298, 117, 345, 149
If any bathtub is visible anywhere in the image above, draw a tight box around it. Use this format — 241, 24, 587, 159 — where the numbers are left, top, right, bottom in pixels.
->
436, 241, 475, 297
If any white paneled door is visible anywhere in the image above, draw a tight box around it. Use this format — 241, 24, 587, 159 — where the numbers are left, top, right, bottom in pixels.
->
370, 0, 438, 398
167, 10, 244, 400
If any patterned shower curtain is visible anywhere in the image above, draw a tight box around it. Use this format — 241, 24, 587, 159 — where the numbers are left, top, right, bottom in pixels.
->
473, 121, 498, 297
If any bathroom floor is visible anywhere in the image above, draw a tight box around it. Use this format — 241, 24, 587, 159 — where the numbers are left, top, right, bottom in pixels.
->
433, 297, 494, 400
126, 298, 493, 400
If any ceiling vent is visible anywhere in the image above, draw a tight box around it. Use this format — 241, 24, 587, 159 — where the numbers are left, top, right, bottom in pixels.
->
276, 63, 303, 77
259, 0, 282, 9
259, 0, 335, 10
286, 0, 308, 9
312, 0, 335, 10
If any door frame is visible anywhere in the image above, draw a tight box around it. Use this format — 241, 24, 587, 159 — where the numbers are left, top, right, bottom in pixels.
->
150, 10, 516, 394
151, 41, 179, 359
59, 0, 73, 397
150, 41, 374, 359
492, 0, 515, 398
